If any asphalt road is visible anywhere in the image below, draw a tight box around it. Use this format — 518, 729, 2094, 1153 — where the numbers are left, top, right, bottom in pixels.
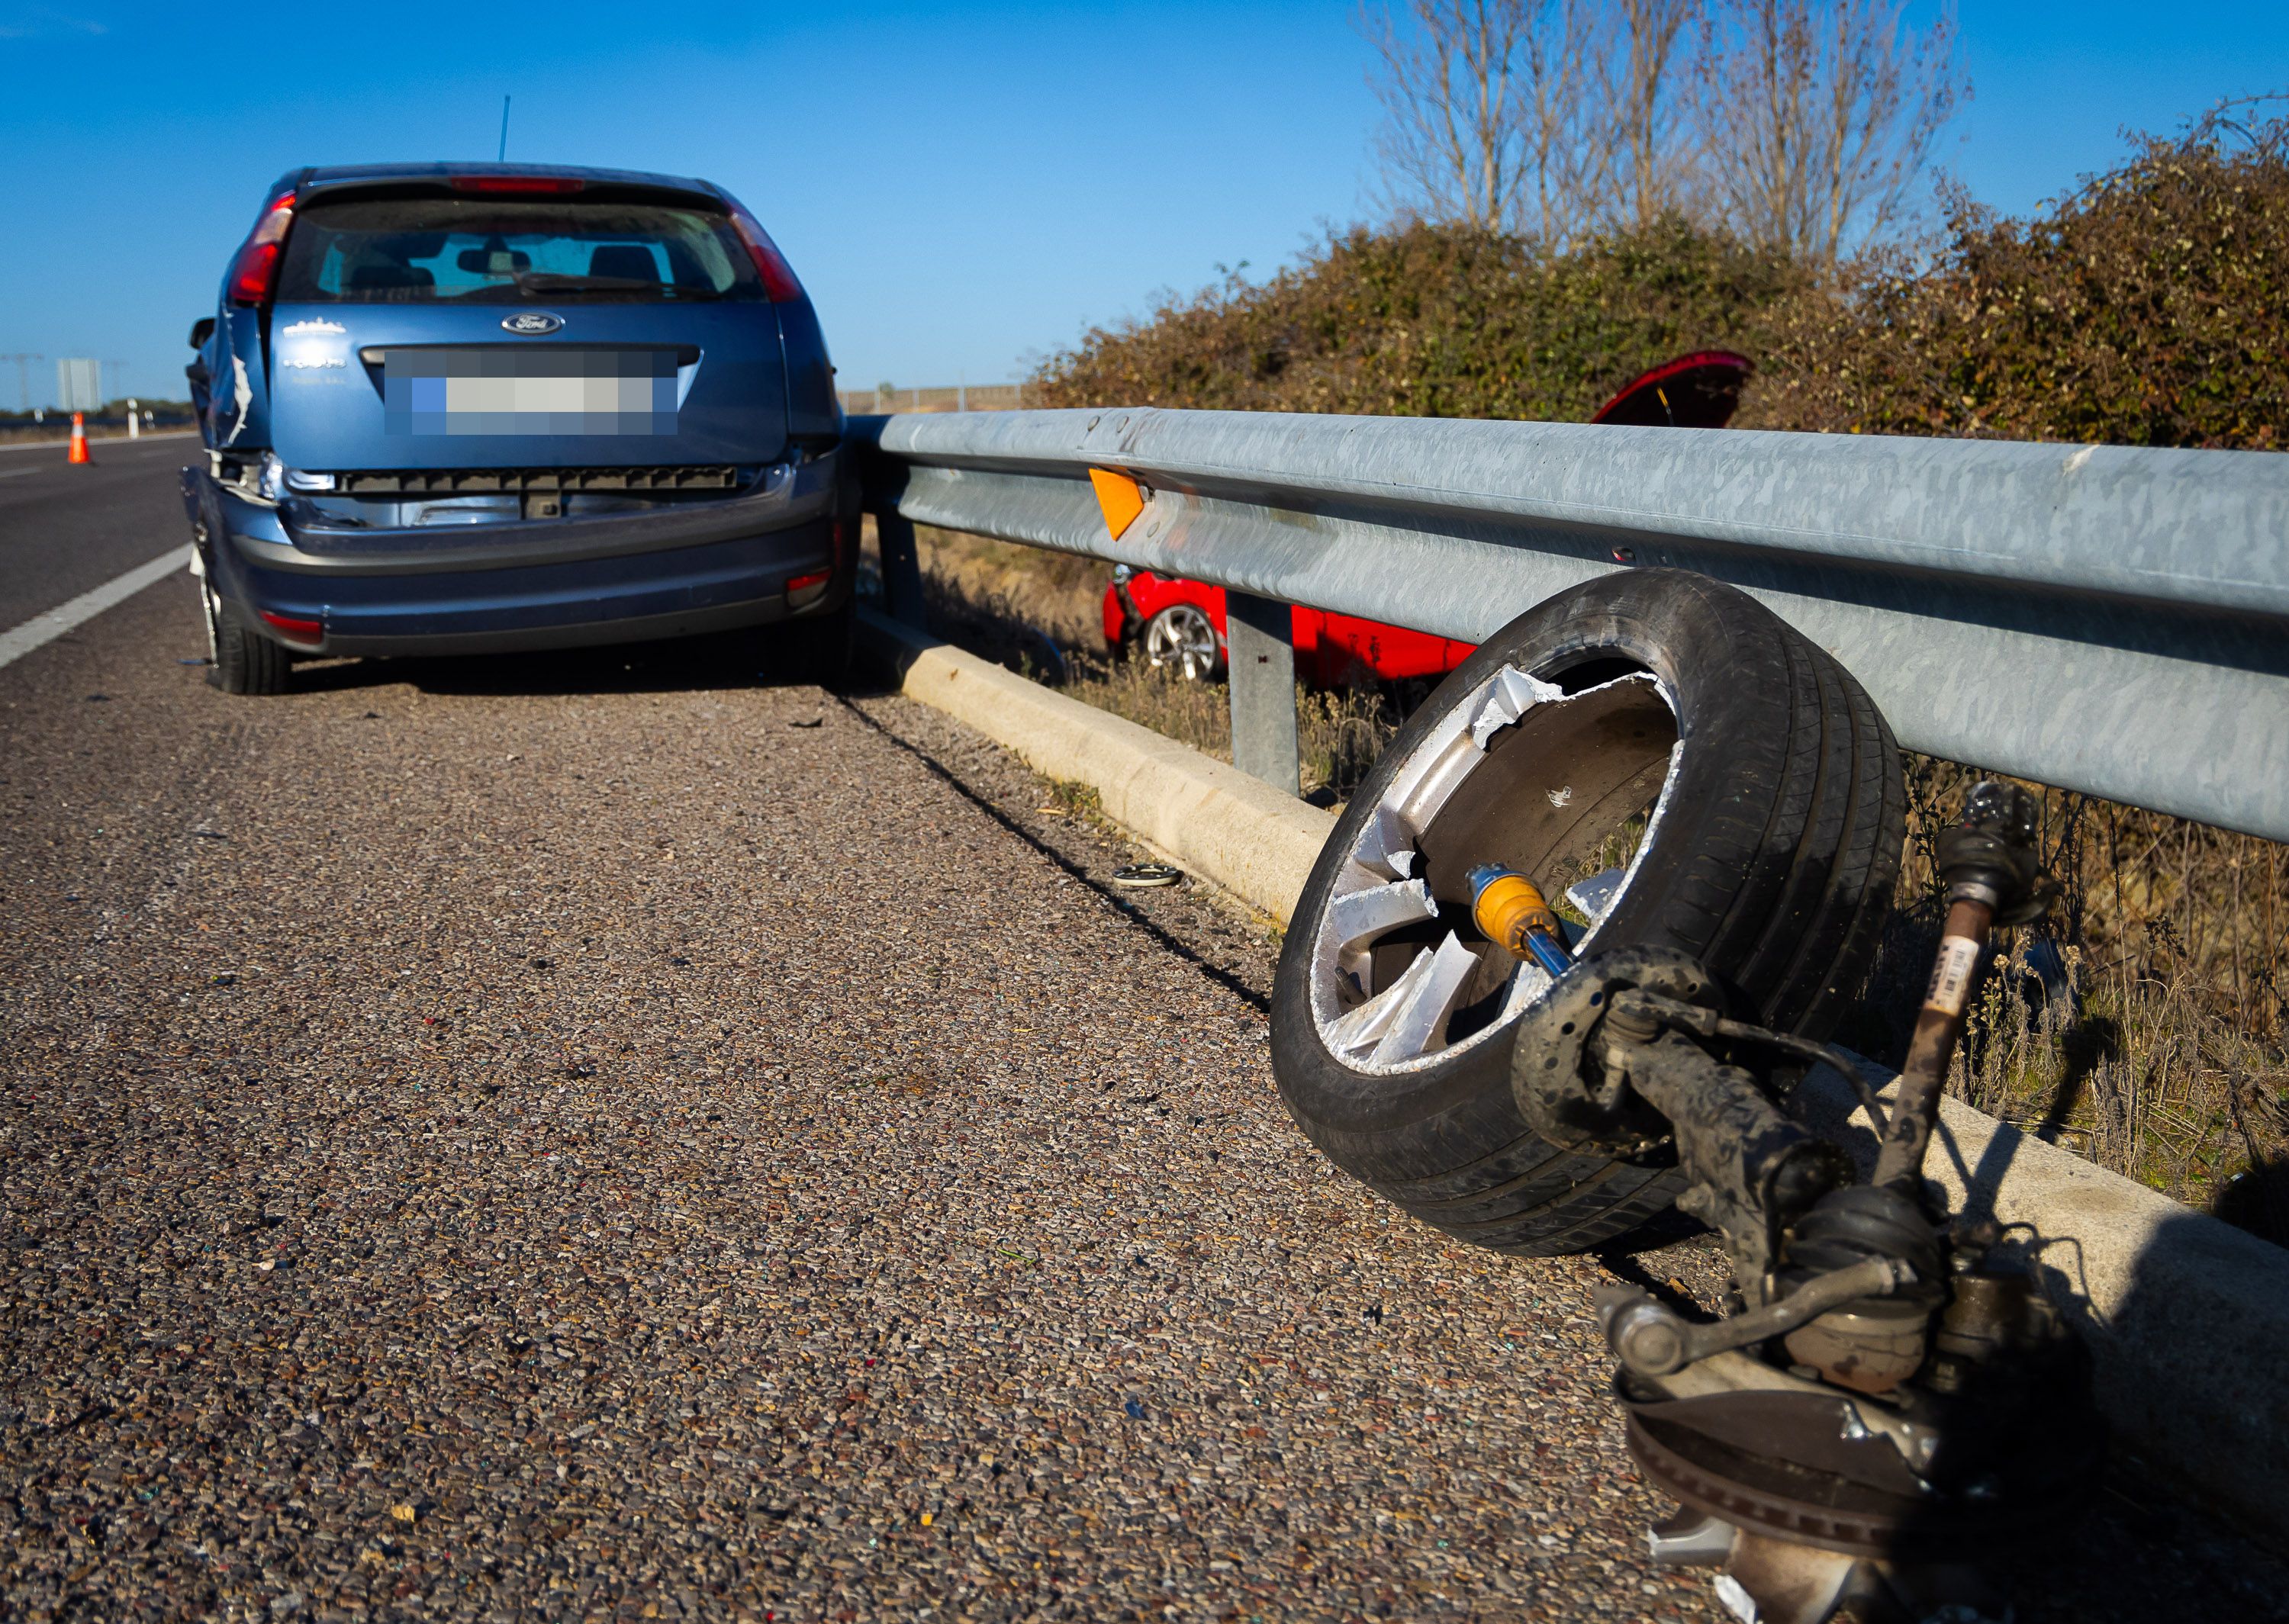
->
0, 435, 198, 632
2, 456, 2280, 1621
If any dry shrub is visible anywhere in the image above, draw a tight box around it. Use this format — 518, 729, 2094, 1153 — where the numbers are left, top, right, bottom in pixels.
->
1035, 217, 1808, 423
1038, 105, 2289, 451
1742, 101, 2289, 447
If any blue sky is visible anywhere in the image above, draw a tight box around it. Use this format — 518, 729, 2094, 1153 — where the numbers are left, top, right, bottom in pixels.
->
2, 1, 2284, 409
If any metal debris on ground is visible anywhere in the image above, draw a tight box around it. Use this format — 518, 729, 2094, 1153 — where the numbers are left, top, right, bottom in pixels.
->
1110, 860, 1183, 888
1269, 574, 2112, 1623
1544, 793, 2093, 1619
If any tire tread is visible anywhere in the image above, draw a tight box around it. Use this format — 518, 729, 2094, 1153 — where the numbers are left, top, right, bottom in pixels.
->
1271, 571, 1906, 1257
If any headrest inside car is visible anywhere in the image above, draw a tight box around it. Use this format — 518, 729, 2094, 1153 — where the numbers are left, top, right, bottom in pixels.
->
347, 265, 436, 291
588, 244, 660, 282
457, 247, 532, 275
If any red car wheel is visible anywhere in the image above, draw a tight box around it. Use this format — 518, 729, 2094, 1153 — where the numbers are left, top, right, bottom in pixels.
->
1141, 602, 1224, 680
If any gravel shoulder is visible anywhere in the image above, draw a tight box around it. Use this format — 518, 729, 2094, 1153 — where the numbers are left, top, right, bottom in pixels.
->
1, 578, 2278, 1622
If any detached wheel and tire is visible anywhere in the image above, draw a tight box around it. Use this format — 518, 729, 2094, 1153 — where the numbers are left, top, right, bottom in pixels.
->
1142, 603, 1223, 681
201, 577, 292, 696
1270, 569, 1904, 1256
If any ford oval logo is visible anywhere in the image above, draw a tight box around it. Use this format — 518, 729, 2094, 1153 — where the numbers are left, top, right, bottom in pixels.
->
501, 311, 564, 336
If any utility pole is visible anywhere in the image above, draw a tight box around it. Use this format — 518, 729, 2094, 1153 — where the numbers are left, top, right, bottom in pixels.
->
499, 96, 511, 162
2, 353, 39, 414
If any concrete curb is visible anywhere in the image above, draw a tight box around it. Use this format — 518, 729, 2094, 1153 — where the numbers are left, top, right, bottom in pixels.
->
856, 607, 1335, 923
858, 604, 2289, 1540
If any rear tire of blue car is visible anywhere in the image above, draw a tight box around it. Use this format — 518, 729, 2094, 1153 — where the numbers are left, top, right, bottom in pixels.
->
204, 581, 292, 697
770, 602, 852, 688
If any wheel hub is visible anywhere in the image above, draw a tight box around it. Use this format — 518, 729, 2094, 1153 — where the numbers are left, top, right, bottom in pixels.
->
1308, 661, 1679, 1075
1143, 603, 1220, 680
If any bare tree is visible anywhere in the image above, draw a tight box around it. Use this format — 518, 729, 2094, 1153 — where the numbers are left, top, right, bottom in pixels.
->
1360, 0, 1962, 262
1360, 0, 1532, 230
1593, 0, 1703, 230
1699, 0, 1968, 269
1360, 0, 1622, 249
1511, 0, 1604, 248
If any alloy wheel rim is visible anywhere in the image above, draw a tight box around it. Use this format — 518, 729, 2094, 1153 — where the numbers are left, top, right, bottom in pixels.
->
1308, 661, 1682, 1076
1144, 604, 1220, 681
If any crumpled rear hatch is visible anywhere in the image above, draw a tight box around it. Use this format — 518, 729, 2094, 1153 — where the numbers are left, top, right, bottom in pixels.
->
1591, 351, 1752, 429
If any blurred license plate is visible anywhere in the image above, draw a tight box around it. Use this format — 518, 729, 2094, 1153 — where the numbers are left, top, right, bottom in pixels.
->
384, 349, 678, 436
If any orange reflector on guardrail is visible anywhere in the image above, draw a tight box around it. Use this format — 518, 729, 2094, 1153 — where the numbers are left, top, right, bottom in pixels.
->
1088, 468, 1146, 542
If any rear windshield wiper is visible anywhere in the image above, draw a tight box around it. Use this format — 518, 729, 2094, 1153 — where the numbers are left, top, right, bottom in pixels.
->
513, 272, 720, 300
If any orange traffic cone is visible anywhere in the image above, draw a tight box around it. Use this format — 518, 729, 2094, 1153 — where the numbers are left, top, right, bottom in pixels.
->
66, 413, 91, 465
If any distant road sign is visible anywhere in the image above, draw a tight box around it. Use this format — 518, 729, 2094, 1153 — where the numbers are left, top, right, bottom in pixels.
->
56, 358, 101, 413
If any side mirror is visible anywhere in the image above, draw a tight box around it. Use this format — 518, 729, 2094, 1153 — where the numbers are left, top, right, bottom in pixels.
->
189, 317, 215, 350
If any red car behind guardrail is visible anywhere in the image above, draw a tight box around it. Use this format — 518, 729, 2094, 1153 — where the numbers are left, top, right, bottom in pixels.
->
1101, 351, 1749, 683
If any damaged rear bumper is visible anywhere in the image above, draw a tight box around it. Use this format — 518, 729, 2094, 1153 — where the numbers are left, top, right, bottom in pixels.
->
186, 456, 848, 657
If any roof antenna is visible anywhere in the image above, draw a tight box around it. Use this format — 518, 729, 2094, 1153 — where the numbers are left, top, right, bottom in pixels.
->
498, 95, 511, 162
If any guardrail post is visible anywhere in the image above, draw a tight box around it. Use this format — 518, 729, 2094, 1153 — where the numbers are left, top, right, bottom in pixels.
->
874, 509, 929, 631
1225, 592, 1300, 796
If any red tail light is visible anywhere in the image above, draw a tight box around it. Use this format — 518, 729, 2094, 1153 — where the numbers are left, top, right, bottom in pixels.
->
259, 609, 324, 647
785, 568, 832, 596
227, 194, 296, 307
727, 203, 804, 303
451, 175, 587, 194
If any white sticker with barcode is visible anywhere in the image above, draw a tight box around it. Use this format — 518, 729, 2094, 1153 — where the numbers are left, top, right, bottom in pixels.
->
1924, 934, 1982, 1016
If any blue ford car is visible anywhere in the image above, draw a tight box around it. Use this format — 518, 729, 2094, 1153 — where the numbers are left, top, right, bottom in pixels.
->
182, 162, 852, 694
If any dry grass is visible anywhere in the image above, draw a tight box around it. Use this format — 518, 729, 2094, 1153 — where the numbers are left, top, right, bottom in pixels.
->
886, 527, 2289, 1239
1841, 759, 2289, 1233
903, 526, 1399, 802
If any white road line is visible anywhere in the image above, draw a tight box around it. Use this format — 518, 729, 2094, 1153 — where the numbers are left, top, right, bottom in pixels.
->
0, 468, 42, 480
0, 546, 194, 672
0, 430, 199, 455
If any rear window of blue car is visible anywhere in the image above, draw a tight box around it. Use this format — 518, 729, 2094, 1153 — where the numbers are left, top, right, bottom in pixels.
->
276, 197, 762, 304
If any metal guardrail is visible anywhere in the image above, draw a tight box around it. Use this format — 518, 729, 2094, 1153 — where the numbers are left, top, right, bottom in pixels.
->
838, 384, 1031, 415
846, 407, 2289, 842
